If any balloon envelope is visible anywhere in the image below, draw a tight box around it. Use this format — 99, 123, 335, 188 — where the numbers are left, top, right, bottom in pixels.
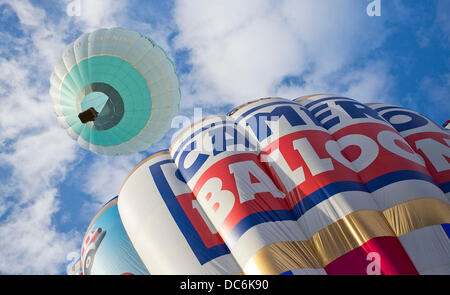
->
50, 27, 180, 155
81, 196, 149, 275
118, 95, 449, 275
118, 151, 242, 274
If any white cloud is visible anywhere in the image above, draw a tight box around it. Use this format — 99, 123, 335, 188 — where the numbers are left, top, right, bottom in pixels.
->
0, 59, 59, 145
0, 189, 80, 274
174, 0, 391, 108
0, 127, 78, 201
7, 0, 46, 27
339, 61, 393, 103
75, 153, 144, 224
80, 154, 144, 204
67, 0, 127, 31
0, 0, 131, 274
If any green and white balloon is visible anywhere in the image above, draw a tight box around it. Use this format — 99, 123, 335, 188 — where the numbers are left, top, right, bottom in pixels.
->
50, 28, 180, 155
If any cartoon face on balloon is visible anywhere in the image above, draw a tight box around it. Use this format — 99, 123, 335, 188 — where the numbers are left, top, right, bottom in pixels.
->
81, 226, 106, 275
80, 197, 149, 275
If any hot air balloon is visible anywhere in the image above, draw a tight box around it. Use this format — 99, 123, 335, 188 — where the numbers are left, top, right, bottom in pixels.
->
50, 28, 180, 155
78, 94, 449, 275
118, 151, 242, 274
80, 196, 149, 275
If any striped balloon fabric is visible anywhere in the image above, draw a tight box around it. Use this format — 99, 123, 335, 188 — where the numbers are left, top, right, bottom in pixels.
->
49, 28, 180, 155
115, 95, 449, 275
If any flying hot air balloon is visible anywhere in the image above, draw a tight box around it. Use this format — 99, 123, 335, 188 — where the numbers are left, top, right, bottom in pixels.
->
49, 28, 180, 155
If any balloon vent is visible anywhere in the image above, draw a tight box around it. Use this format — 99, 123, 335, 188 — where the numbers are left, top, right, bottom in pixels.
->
79, 107, 99, 123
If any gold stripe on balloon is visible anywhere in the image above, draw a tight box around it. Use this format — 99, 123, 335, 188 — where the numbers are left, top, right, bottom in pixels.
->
382, 198, 450, 236
246, 199, 450, 274
310, 209, 395, 266
247, 210, 394, 274
249, 240, 322, 274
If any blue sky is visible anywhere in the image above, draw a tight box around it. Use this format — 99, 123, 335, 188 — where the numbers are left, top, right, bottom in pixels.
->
0, 0, 448, 274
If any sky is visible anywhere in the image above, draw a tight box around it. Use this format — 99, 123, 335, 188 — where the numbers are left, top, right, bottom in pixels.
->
0, 0, 448, 274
